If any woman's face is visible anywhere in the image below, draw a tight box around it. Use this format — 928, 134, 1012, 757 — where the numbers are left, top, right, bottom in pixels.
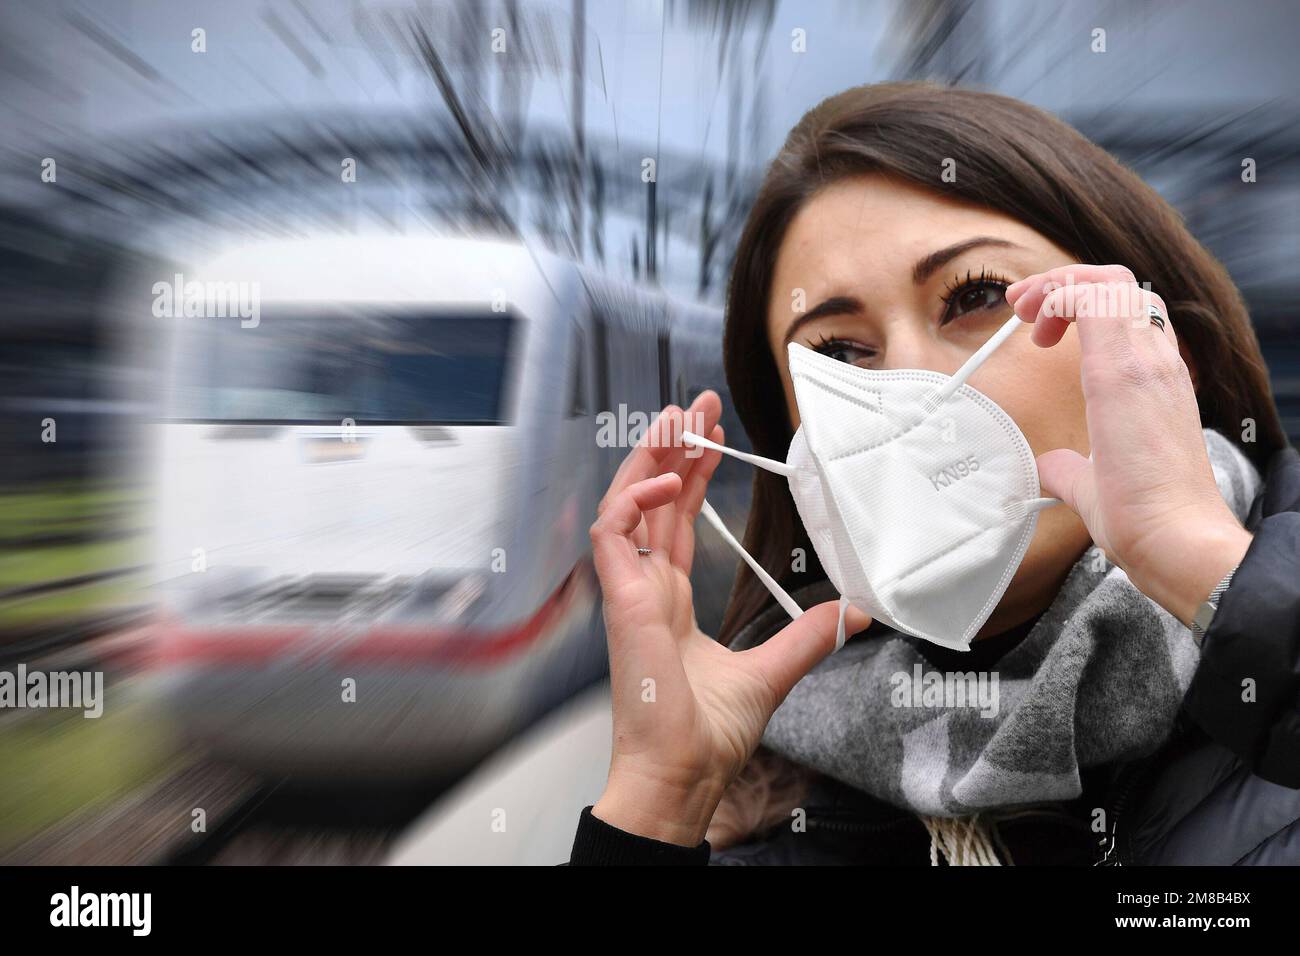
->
766, 174, 1093, 636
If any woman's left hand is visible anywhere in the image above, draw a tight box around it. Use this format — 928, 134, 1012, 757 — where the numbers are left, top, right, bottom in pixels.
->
1005, 263, 1253, 625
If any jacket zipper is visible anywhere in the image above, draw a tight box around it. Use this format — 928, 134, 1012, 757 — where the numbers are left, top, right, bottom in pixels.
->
1097, 715, 1203, 865
1096, 760, 1158, 866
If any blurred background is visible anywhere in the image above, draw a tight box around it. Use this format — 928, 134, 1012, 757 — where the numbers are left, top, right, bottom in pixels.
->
1, 0, 1297, 864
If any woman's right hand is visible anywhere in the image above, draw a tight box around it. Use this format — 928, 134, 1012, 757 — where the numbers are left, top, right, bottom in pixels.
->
588, 391, 870, 846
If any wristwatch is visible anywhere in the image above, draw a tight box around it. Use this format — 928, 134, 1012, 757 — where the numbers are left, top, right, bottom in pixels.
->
1189, 566, 1238, 648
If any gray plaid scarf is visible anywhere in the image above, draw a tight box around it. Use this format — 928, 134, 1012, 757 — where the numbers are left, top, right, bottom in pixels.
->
728, 430, 1260, 818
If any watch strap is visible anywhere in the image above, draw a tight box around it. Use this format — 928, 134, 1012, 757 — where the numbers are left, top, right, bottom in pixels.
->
1189, 565, 1238, 648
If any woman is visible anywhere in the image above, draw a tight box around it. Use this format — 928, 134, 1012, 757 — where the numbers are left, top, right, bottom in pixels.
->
569, 83, 1300, 865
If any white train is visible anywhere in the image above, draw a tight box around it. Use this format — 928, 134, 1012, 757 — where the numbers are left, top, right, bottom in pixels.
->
140, 234, 751, 779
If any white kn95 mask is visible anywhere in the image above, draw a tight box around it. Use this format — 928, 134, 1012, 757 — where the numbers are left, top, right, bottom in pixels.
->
684, 315, 1058, 652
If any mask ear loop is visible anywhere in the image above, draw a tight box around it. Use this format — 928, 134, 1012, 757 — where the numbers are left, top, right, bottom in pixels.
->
922, 315, 1024, 415
919, 317, 1063, 514
681, 431, 804, 621
835, 595, 850, 652
698, 497, 851, 650
1002, 497, 1060, 520
680, 430, 797, 478
697, 500, 804, 621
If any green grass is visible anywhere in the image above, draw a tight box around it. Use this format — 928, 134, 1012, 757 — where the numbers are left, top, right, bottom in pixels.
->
0, 484, 140, 540
0, 482, 146, 629
0, 577, 149, 627
0, 538, 139, 588
0, 484, 176, 859
0, 690, 181, 855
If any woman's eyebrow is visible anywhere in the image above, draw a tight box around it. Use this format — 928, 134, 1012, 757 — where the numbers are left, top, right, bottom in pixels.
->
912, 236, 1019, 284
782, 294, 862, 345
780, 237, 1021, 345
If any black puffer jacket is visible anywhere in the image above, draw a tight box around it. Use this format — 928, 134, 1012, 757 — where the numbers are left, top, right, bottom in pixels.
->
1126, 444, 1300, 864
570, 447, 1300, 865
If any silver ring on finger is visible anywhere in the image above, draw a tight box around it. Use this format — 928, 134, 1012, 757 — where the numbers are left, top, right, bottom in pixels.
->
636, 547, 653, 557
1147, 304, 1167, 331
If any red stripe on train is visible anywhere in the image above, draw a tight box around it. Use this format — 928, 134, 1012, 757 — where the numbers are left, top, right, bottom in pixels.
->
143, 563, 593, 669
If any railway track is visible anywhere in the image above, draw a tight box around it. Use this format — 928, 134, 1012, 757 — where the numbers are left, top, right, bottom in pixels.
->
0, 607, 151, 670
0, 759, 264, 866
166, 779, 434, 865
2, 602, 451, 865
4, 756, 443, 866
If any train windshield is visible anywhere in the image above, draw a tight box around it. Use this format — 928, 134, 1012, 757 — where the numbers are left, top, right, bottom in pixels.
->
166, 309, 516, 424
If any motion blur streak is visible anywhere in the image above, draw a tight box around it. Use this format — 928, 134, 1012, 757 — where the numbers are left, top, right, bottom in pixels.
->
0, 0, 1297, 863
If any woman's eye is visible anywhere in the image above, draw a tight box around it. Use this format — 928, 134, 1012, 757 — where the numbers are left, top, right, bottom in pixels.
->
941, 275, 1010, 325
812, 339, 874, 365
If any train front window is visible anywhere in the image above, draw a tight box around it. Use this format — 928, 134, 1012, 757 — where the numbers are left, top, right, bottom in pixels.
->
167, 310, 516, 424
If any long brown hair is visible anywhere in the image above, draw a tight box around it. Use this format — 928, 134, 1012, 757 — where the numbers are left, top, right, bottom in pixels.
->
717, 81, 1286, 646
